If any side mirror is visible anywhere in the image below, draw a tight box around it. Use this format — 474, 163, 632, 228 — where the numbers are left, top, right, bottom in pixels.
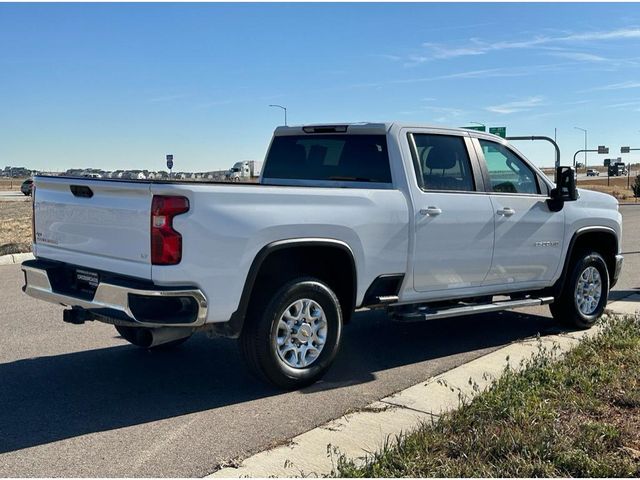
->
553, 166, 578, 201
548, 166, 577, 211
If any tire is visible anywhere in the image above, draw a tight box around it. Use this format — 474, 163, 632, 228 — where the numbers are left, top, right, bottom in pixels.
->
239, 277, 343, 389
550, 251, 609, 329
115, 325, 191, 349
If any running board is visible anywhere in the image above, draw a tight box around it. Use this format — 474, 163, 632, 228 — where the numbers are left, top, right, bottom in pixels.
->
392, 296, 554, 322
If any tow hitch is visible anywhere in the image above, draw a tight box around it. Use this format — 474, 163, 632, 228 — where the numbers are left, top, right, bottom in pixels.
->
62, 308, 95, 325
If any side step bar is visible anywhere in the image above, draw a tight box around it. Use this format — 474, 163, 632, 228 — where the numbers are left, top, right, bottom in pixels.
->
392, 296, 554, 322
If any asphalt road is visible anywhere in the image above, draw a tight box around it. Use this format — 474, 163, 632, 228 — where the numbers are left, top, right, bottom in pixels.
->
0, 206, 637, 477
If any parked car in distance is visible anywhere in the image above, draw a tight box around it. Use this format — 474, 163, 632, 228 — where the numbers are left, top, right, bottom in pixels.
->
23, 122, 624, 389
586, 169, 600, 177
20, 178, 33, 196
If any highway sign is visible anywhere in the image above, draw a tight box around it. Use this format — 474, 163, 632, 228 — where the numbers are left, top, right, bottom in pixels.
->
489, 127, 506, 138
597, 146, 609, 154
166, 154, 174, 170
621, 146, 631, 153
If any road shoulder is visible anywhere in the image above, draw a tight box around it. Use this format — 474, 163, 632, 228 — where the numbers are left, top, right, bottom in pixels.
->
210, 294, 640, 478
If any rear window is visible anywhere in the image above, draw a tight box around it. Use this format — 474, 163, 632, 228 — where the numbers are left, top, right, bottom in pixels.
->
262, 134, 392, 183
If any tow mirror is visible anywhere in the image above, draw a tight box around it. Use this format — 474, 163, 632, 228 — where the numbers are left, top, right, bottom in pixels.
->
548, 166, 577, 211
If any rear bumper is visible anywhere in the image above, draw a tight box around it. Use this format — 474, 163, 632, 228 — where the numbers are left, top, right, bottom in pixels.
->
22, 259, 208, 327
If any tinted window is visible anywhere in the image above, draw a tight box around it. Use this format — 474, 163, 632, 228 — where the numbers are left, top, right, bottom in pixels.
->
263, 134, 391, 183
412, 134, 475, 192
479, 140, 539, 194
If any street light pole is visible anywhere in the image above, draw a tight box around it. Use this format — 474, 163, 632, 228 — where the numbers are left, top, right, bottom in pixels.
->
574, 127, 587, 169
269, 104, 287, 126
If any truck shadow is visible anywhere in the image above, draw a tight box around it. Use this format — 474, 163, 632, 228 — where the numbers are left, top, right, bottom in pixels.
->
0, 308, 561, 454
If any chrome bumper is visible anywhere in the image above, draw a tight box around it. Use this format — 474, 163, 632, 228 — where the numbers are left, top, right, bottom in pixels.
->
22, 263, 208, 328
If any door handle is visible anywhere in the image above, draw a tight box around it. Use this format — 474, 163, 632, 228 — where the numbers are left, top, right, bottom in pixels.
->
497, 207, 515, 217
420, 206, 442, 216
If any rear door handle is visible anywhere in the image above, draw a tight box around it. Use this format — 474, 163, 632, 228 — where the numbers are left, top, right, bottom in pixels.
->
497, 207, 515, 217
420, 206, 442, 216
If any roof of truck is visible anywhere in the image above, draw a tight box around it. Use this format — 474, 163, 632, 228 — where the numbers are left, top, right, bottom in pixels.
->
274, 122, 504, 140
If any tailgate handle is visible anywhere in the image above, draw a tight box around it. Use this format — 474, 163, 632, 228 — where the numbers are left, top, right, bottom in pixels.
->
70, 185, 94, 198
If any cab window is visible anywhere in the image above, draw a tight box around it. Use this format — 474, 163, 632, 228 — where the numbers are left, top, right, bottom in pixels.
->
479, 139, 539, 194
411, 134, 475, 192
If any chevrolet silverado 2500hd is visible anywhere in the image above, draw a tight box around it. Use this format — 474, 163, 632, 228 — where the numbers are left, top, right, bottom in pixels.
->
22, 123, 623, 388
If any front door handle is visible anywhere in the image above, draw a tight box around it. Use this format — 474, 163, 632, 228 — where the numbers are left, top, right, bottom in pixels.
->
497, 207, 515, 217
420, 206, 442, 216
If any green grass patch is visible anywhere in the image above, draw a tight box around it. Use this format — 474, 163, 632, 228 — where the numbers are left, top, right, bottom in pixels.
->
336, 316, 640, 477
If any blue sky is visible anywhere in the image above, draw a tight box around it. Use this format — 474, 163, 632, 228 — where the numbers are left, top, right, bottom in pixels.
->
2, 2, 640, 172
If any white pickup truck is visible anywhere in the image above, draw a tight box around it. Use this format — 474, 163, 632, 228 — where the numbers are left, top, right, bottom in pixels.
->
23, 123, 623, 388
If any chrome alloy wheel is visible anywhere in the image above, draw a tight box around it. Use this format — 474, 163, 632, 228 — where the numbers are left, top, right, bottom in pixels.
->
274, 298, 328, 369
575, 266, 602, 315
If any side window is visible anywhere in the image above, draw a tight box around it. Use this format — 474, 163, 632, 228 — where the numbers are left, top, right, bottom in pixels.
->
479, 140, 539, 194
411, 134, 475, 192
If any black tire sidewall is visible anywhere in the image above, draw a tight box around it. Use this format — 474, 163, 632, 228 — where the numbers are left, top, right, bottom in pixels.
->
566, 252, 609, 327
258, 279, 343, 387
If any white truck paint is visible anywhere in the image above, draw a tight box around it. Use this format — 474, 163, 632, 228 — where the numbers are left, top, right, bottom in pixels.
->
23, 122, 623, 388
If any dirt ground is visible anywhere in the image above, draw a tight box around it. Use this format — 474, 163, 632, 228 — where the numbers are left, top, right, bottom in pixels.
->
579, 176, 637, 201
0, 201, 33, 255
0, 178, 28, 191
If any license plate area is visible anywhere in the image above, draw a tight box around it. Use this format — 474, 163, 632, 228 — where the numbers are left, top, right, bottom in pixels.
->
75, 269, 99, 295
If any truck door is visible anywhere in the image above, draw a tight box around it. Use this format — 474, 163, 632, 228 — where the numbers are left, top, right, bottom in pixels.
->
407, 132, 495, 293
474, 138, 565, 286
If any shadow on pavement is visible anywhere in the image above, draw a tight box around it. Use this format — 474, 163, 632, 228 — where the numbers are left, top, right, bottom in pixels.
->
610, 288, 640, 301
0, 308, 558, 454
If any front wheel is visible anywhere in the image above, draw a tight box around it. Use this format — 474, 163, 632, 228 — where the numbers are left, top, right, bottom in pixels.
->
240, 277, 343, 389
550, 251, 609, 329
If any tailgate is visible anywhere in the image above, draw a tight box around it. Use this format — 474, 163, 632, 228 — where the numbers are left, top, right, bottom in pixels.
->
33, 176, 152, 279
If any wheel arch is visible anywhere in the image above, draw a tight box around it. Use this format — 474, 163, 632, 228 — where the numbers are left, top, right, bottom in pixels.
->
553, 226, 619, 295
219, 239, 358, 338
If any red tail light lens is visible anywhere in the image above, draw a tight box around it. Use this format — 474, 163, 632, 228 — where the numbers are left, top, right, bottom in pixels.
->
151, 195, 189, 265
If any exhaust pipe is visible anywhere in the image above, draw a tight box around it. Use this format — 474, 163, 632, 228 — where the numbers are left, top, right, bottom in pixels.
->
138, 327, 193, 348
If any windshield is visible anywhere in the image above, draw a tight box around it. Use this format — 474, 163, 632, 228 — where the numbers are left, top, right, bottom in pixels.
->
263, 134, 391, 183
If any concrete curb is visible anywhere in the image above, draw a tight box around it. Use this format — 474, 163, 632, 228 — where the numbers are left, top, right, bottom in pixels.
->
209, 295, 640, 478
0, 252, 34, 266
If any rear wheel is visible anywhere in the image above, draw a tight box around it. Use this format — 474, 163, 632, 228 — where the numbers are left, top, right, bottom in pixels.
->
240, 277, 343, 389
550, 251, 609, 329
115, 325, 191, 349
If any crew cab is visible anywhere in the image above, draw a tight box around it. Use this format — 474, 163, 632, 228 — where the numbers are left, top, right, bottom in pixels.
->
22, 123, 623, 388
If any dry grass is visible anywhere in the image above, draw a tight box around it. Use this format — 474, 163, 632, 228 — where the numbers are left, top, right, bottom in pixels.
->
579, 176, 637, 201
0, 201, 32, 255
0, 177, 28, 191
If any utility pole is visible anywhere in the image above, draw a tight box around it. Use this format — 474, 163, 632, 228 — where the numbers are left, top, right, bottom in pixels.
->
574, 127, 587, 170
269, 104, 288, 126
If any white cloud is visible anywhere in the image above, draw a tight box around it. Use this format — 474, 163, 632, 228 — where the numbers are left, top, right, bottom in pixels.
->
406, 27, 640, 63
584, 81, 640, 92
547, 51, 607, 62
486, 96, 545, 114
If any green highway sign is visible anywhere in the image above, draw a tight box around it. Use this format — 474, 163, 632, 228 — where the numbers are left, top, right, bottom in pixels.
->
489, 126, 506, 138
463, 125, 486, 132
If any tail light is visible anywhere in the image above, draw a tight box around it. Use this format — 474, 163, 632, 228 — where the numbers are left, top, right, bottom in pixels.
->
151, 195, 189, 265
